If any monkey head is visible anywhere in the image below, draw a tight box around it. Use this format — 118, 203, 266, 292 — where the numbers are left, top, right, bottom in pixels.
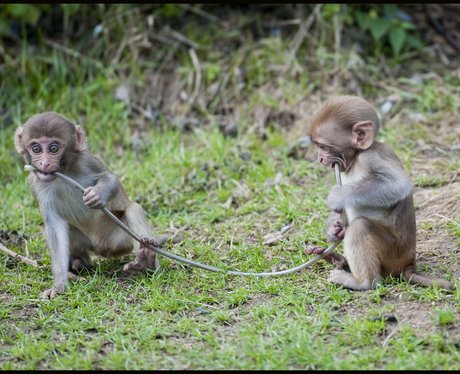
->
14, 112, 87, 182
309, 96, 380, 172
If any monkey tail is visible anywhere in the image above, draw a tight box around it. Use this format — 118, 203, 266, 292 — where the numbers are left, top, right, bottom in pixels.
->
403, 267, 453, 290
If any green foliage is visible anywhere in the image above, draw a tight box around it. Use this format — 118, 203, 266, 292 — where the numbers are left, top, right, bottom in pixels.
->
434, 306, 457, 327
0, 4, 44, 30
0, 4, 77, 37
348, 5, 423, 56
157, 4, 184, 19
322, 4, 341, 20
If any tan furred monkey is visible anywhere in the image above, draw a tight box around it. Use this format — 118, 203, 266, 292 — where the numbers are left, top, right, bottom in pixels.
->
15, 112, 165, 298
306, 95, 453, 291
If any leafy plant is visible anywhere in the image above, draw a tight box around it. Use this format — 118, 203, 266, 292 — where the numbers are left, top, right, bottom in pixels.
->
349, 5, 423, 56
0, 4, 85, 39
0, 4, 45, 36
434, 306, 456, 327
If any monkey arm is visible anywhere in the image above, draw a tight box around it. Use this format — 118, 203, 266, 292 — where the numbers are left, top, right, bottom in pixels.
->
77, 153, 124, 209
42, 210, 70, 297
83, 171, 122, 209
93, 171, 120, 200
328, 158, 412, 212
328, 174, 412, 212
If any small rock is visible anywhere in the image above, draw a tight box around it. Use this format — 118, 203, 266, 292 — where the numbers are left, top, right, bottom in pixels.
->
115, 84, 130, 105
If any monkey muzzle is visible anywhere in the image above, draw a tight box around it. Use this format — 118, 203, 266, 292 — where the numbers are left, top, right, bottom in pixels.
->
24, 165, 58, 182
36, 171, 58, 182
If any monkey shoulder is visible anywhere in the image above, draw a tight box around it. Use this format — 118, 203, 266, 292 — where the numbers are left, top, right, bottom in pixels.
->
80, 152, 111, 173
371, 142, 403, 165
358, 143, 407, 176
78, 152, 121, 185
357, 142, 413, 202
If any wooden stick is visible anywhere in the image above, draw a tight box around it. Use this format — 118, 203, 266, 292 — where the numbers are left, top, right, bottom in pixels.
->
0, 243, 39, 268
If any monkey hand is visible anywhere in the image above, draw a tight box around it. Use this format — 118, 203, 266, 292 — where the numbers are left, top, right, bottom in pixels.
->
327, 186, 345, 214
83, 186, 107, 209
326, 220, 346, 242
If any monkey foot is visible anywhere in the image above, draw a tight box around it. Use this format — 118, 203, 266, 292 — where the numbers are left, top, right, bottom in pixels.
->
70, 257, 91, 272
123, 238, 159, 272
328, 269, 375, 291
305, 244, 326, 255
305, 244, 348, 270
328, 269, 348, 284
139, 236, 159, 248
40, 286, 65, 300
330, 255, 348, 270
68, 271, 82, 281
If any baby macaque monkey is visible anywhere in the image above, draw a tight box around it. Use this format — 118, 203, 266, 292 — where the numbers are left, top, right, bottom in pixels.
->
306, 95, 453, 291
15, 112, 162, 298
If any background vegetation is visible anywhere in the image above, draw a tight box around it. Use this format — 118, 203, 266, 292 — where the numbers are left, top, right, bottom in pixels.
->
1, 4, 459, 370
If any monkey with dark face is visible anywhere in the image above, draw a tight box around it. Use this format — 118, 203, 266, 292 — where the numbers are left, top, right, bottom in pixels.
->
15, 112, 160, 298
305, 96, 453, 290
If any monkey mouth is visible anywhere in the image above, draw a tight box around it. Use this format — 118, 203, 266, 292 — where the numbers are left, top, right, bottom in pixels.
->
36, 171, 58, 182
330, 159, 344, 171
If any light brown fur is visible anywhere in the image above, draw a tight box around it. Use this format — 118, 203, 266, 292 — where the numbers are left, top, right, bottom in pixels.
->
15, 112, 162, 298
306, 96, 453, 291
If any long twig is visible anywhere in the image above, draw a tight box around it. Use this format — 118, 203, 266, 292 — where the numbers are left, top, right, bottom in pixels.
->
188, 48, 202, 105
166, 28, 201, 50
24, 164, 343, 277
0, 243, 39, 268
44, 39, 104, 69
179, 4, 221, 23
283, 4, 322, 74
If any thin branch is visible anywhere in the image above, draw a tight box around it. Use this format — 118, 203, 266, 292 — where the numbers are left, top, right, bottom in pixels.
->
283, 4, 322, 74
45, 39, 104, 69
0, 243, 39, 268
179, 4, 221, 23
188, 48, 202, 105
165, 28, 201, 50
425, 4, 460, 52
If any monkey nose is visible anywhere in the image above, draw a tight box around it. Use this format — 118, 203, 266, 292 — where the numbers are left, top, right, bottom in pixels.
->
40, 162, 57, 173
41, 162, 50, 170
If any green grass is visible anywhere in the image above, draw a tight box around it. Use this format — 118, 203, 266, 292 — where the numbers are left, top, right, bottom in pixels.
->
1, 8, 460, 370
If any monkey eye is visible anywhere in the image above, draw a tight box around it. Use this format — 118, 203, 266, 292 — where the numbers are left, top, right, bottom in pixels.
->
31, 144, 42, 153
318, 144, 326, 150
48, 143, 60, 154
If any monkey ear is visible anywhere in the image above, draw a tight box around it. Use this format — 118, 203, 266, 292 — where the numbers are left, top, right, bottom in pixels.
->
14, 127, 26, 155
74, 125, 87, 152
352, 121, 374, 150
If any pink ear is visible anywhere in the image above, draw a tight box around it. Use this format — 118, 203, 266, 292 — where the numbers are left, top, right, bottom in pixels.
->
352, 121, 374, 150
74, 125, 87, 152
14, 127, 26, 155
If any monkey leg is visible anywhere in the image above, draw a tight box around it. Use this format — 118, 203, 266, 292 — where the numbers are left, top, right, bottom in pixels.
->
69, 226, 93, 272
123, 237, 160, 272
329, 217, 387, 291
121, 202, 160, 272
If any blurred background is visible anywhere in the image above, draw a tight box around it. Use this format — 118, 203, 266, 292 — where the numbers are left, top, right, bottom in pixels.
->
1, 4, 459, 145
